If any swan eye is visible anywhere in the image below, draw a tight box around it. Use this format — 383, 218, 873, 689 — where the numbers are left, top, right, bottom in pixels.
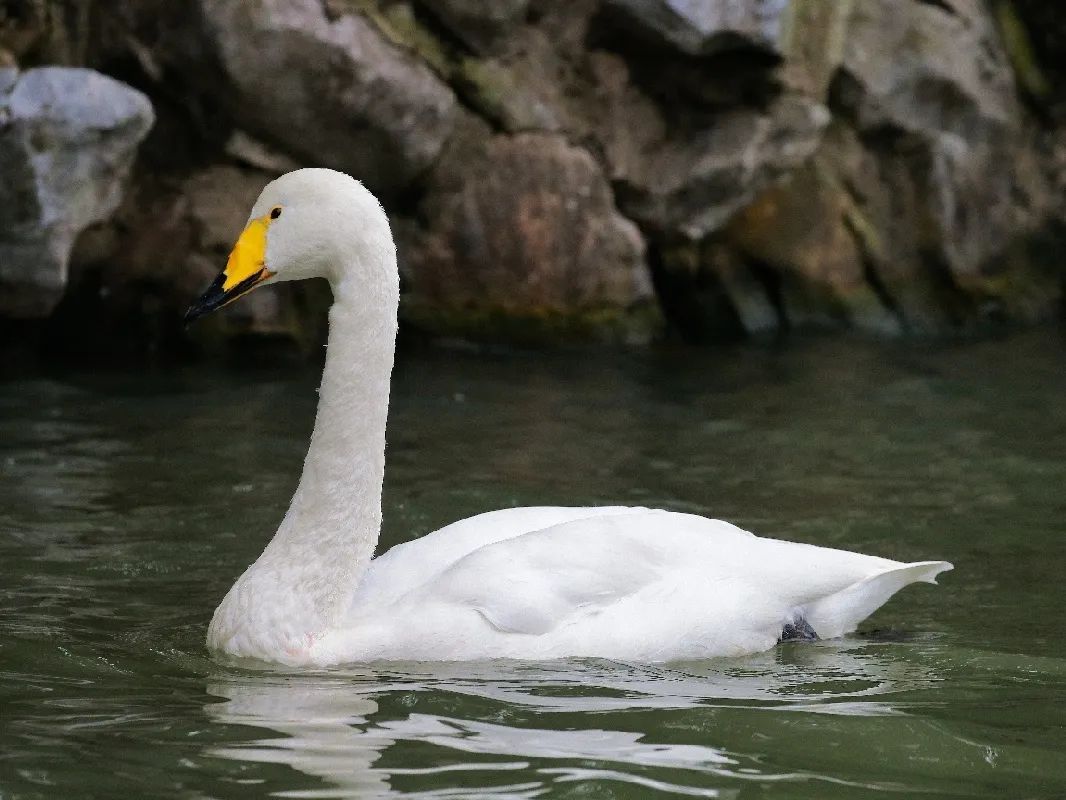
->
270, 206, 282, 220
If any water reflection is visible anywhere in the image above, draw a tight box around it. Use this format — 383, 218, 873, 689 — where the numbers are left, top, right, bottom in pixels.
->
205, 641, 938, 797
207, 677, 392, 797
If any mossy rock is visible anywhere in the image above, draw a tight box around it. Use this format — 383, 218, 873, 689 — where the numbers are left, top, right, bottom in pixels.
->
401, 300, 662, 346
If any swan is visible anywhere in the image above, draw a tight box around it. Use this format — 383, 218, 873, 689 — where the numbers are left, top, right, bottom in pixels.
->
185, 167, 952, 666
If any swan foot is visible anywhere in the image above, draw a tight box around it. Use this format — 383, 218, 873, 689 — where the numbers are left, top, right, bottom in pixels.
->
779, 617, 819, 643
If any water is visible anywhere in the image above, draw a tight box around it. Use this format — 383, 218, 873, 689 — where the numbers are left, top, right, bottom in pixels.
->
2, 332, 1065, 798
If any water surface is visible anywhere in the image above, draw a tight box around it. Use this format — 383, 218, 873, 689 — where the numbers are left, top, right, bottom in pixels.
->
2, 332, 1065, 798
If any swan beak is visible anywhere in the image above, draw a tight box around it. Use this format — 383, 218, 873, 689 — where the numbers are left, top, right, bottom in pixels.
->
184, 215, 275, 325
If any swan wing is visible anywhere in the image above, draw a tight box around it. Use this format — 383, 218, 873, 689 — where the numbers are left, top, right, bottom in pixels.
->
425, 510, 881, 638
333, 509, 950, 661
431, 514, 672, 636
354, 506, 655, 609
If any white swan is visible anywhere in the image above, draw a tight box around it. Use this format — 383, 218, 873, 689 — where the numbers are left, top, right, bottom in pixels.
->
186, 168, 952, 666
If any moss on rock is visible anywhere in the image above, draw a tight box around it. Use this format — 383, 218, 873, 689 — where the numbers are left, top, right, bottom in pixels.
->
401, 300, 661, 346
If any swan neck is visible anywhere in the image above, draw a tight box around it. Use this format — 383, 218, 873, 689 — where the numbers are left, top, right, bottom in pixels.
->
260, 262, 397, 627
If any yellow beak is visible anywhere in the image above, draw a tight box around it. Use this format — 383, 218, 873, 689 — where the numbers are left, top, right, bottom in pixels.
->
184, 213, 275, 324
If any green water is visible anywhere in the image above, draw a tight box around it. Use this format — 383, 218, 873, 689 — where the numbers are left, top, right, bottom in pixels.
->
2, 332, 1066, 798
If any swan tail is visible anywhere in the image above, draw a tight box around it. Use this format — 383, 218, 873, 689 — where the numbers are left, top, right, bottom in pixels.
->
803, 560, 953, 640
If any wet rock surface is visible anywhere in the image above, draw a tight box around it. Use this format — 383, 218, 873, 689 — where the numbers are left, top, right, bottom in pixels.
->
1, 0, 1065, 353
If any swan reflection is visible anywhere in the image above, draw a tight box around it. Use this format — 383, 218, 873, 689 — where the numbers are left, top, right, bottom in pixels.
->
204, 640, 941, 798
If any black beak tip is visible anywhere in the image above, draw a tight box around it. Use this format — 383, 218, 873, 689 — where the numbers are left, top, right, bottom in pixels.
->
183, 273, 227, 327
183, 306, 203, 327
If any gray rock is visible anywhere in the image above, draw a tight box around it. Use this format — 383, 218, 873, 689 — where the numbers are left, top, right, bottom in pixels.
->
0, 67, 153, 318
605, 0, 790, 57
838, 0, 1016, 139
658, 0, 1060, 339
614, 94, 830, 239
199, 0, 460, 200
831, 0, 1044, 326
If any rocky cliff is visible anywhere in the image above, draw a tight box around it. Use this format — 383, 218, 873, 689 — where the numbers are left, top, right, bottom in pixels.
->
1, 0, 1064, 356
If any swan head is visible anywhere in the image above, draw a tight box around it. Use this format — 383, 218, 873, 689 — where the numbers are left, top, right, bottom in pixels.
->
184, 168, 393, 323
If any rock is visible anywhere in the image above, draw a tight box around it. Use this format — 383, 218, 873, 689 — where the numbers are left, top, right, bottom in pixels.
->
179, 166, 296, 338
0, 67, 153, 318
604, 0, 790, 57
837, 0, 1016, 138
450, 3, 610, 133
660, 0, 1062, 338
827, 0, 1059, 329
198, 0, 460, 200
108, 165, 288, 332
224, 129, 302, 174
59, 163, 321, 354
776, 0, 853, 99
456, 32, 568, 132
181, 166, 271, 258
417, 0, 529, 53
995, 0, 1065, 116
0, 0, 92, 65
3, 0, 1065, 349
718, 158, 902, 335
650, 122, 909, 341
613, 94, 830, 239
402, 131, 656, 341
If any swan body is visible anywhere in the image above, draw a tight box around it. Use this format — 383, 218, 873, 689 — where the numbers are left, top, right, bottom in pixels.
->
188, 168, 952, 666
